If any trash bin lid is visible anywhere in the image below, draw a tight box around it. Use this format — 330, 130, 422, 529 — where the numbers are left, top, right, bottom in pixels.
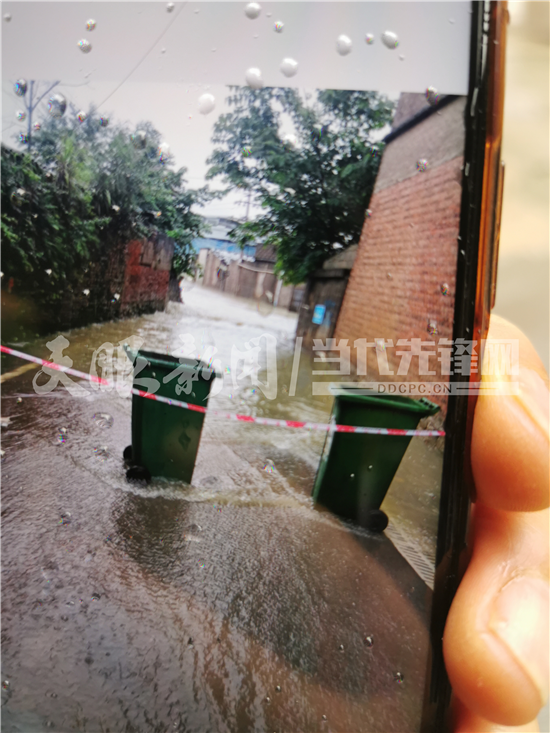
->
329, 385, 439, 416
124, 346, 222, 381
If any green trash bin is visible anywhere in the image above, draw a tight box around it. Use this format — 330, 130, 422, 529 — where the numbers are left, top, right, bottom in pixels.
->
124, 347, 221, 483
312, 388, 440, 531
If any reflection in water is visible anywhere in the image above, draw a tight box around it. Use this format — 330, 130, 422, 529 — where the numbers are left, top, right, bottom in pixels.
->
1, 288, 442, 732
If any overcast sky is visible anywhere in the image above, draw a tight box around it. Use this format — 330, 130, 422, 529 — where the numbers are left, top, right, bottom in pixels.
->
2, 2, 471, 218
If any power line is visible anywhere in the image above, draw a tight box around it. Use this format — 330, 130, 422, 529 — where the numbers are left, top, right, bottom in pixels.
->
96, 2, 187, 111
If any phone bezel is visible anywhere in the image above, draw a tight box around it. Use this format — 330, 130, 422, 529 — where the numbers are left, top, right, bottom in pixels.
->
420, 2, 508, 730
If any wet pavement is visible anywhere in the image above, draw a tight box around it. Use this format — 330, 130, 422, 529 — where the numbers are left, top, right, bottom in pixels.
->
1, 287, 442, 732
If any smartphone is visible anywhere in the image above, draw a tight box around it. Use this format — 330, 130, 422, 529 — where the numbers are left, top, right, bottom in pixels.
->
0, 2, 506, 732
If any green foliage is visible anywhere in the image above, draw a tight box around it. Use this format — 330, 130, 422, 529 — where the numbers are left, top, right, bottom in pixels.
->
207, 87, 395, 284
1, 107, 211, 317
1, 144, 107, 306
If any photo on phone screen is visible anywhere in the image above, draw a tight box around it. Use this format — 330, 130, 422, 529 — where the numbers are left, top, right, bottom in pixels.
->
1, 3, 479, 732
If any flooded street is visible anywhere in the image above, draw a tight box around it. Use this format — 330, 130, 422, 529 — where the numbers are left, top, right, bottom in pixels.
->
1, 288, 442, 733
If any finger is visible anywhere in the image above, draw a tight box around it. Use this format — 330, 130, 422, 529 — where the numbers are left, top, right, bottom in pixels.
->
444, 504, 549, 726
453, 695, 540, 732
471, 315, 549, 512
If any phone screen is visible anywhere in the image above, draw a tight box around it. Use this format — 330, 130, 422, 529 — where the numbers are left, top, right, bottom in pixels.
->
1, 3, 479, 731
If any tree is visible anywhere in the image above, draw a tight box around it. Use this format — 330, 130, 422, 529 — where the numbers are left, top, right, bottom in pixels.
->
30, 111, 212, 277
206, 87, 395, 284
2, 109, 213, 316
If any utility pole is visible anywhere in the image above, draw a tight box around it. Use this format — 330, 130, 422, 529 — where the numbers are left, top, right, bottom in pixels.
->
20, 79, 60, 150
245, 188, 252, 221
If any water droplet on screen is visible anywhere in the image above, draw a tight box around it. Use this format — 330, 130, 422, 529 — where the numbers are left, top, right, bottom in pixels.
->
399, 54, 405, 60
33, 122, 41, 131
48, 93, 67, 118
158, 141, 171, 162
381, 31, 399, 49
263, 459, 276, 474
338, 644, 345, 652
274, 20, 284, 33
449, 17, 455, 24
45, 269, 52, 275
350, 473, 355, 479
440, 283, 449, 296
16, 110, 26, 122
2, 680, 10, 690
56, 428, 67, 444
114, 293, 120, 300
427, 319, 438, 336
416, 158, 428, 172
282, 133, 297, 148
336, 35, 352, 56
366, 209, 372, 218
365, 33, 374, 45
244, 2, 261, 19
245, 67, 263, 89
425, 86, 440, 106
275, 685, 281, 693
10, 188, 28, 206
83, 289, 90, 296
368, 464, 373, 470
78, 38, 92, 53
76, 110, 87, 123
93, 445, 111, 460
92, 413, 114, 429
198, 92, 216, 115
394, 672, 404, 684
166, 2, 175, 11
280, 57, 298, 78
322, 715, 328, 721
364, 635, 374, 647
86, 18, 96, 31
131, 130, 147, 149
16, 397, 23, 404
99, 116, 109, 128
0, 450, 5, 463
14, 79, 27, 96
91, 593, 101, 601
161, 47, 166, 54
4, 13, 11, 21
19, 133, 29, 144
242, 146, 252, 157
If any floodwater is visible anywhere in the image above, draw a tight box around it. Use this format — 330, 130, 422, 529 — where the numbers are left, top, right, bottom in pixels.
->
1, 287, 443, 733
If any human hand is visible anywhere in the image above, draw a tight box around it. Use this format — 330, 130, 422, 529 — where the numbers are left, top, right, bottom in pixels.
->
444, 315, 549, 732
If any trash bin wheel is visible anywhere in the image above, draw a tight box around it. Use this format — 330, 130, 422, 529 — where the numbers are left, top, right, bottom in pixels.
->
123, 445, 133, 463
365, 509, 389, 533
126, 465, 151, 484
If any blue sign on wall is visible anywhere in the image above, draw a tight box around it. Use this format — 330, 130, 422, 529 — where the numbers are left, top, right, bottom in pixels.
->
312, 304, 326, 325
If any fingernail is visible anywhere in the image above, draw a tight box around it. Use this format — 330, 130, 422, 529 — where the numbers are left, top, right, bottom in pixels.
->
490, 577, 549, 705
517, 367, 550, 439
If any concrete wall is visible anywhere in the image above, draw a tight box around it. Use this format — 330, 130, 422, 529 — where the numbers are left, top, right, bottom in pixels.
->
297, 271, 351, 350
334, 96, 466, 413
201, 250, 301, 311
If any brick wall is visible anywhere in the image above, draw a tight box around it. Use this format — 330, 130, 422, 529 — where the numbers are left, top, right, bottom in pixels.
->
334, 97, 466, 414
119, 234, 173, 315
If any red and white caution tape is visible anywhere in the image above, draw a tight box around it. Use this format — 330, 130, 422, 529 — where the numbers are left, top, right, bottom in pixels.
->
1, 344, 445, 437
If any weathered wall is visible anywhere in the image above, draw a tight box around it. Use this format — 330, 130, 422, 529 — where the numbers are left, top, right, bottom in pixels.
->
119, 233, 174, 315
297, 272, 351, 350
334, 97, 466, 413
201, 250, 301, 311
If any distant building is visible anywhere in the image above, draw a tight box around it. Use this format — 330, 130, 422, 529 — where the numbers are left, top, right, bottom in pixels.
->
192, 216, 256, 258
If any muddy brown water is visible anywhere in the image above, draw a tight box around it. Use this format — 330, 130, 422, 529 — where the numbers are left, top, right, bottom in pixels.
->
1, 288, 442, 732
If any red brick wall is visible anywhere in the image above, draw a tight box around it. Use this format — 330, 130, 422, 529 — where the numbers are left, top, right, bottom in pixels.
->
120, 240, 171, 314
334, 97, 466, 414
